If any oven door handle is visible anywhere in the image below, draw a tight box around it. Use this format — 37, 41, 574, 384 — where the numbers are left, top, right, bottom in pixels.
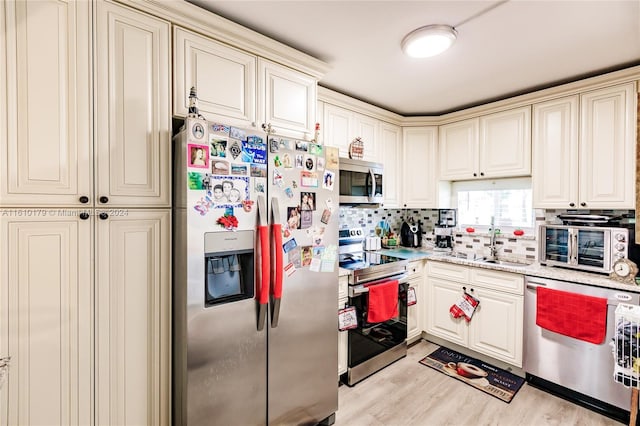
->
349, 274, 408, 297
526, 281, 547, 290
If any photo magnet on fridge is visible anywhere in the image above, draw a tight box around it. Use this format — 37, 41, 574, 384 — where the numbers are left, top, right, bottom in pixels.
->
229, 126, 246, 140
320, 208, 332, 224
301, 246, 313, 266
325, 146, 339, 170
210, 137, 227, 158
304, 155, 315, 171
300, 172, 318, 187
188, 144, 209, 169
287, 206, 301, 229
289, 247, 301, 268
322, 171, 335, 190
300, 210, 312, 229
300, 192, 316, 211
309, 143, 323, 156
283, 238, 298, 254
269, 137, 280, 153
295, 154, 304, 169
295, 140, 308, 152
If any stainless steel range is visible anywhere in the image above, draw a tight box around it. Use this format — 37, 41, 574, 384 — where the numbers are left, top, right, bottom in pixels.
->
339, 228, 409, 386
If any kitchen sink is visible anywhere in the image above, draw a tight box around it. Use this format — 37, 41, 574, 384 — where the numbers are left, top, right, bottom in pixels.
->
474, 258, 531, 268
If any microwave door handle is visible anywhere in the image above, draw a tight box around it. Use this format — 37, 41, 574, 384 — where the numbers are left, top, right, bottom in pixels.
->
368, 168, 376, 202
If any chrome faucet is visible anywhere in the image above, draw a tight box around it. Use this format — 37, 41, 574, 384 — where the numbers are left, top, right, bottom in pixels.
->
487, 216, 498, 261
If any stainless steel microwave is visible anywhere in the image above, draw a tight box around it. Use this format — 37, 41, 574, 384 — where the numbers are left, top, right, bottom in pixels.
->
338, 158, 383, 205
539, 224, 629, 274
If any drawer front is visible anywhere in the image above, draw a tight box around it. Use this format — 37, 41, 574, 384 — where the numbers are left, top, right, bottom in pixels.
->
427, 261, 470, 282
338, 275, 349, 300
407, 260, 424, 278
470, 268, 524, 294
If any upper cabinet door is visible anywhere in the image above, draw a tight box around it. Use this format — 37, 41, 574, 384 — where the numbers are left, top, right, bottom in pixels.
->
173, 27, 257, 126
439, 118, 479, 180
259, 58, 317, 138
95, 1, 171, 207
0, 0, 92, 207
354, 113, 380, 163
580, 83, 636, 209
532, 96, 579, 208
380, 122, 402, 208
479, 106, 531, 178
323, 104, 353, 158
402, 127, 438, 208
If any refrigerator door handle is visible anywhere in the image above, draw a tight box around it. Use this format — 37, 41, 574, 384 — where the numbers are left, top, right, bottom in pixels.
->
270, 197, 284, 327
257, 195, 270, 331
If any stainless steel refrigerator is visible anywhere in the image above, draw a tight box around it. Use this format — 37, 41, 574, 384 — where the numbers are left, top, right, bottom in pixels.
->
173, 117, 339, 425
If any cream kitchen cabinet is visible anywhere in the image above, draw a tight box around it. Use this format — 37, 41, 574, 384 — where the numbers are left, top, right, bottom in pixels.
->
425, 261, 524, 367
532, 83, 636, 209
0, 0, 92, 207
173, 26, 257, 127
323, 103, 380, 162
439, 106, 531, 181
401, 127, 439, 208
406, 261, 425, 343
0, 0, 171, 208
379, 122, 402, 208
338, 275, 349, 376
0, 209, 170, 426
259, 58, 317, 138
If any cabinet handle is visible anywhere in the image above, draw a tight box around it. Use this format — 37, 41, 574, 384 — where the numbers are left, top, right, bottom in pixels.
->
580, 202, 586, 207
569, 202, 575, 207
99, 212, 109, 220
99, 196, 109, 204
79, 196, 89, 204
480, 172, 484, 176
79, 212, 90, 220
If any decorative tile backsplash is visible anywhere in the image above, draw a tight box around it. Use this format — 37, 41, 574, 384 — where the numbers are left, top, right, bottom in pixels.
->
339, 206, 636, 263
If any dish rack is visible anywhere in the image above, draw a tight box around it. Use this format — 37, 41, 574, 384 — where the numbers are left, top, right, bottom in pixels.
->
613, 304, 640, 425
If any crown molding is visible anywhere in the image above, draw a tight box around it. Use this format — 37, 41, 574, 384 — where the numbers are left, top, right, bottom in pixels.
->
117, 0, 330, 79
318, 86, 405, 125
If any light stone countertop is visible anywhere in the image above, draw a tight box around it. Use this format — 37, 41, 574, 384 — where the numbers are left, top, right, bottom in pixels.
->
375, 247, 640, 294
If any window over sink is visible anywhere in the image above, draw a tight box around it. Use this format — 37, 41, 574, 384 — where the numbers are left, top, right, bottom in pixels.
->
452, 177, 534, 233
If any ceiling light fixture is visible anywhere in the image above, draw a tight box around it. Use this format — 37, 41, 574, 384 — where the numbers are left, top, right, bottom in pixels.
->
401, 24, 457, 58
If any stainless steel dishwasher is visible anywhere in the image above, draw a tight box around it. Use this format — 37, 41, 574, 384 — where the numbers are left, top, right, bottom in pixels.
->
524, 275, 639, 422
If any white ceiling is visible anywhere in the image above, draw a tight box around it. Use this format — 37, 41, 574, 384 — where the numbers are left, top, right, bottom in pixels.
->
187, 0, 640, 116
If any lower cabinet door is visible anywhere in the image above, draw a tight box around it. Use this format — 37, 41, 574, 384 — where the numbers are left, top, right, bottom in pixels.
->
467, 287, 523, 367
407, 278, 423, 342
338, 298, 348, 376
425, 277, 468, 346
0, 211, 93, 425
95, 210, 170, 425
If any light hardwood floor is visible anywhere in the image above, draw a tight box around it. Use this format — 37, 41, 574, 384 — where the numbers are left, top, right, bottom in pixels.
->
335, 340, 621, 426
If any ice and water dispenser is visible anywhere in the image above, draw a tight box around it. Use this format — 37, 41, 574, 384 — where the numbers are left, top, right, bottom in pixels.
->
204, 230, 254, 306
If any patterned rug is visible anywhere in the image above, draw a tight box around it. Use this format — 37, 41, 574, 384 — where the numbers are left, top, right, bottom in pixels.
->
419, 346, 525, 403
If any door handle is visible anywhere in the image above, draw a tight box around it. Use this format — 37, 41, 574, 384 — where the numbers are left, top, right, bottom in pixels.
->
270, 197, 284, 328
256, 195, 269, 331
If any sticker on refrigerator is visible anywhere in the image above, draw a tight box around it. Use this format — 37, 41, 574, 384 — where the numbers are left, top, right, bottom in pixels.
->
300, 210, 312, 229
228, 140, 242, 159
210, 137, 227, 158
250, 163, 267, 178
209, 123, 230, 134
309, 143, 323, 156
300, 172, 318, 188
273, 169, 284, 187
284, 262, 296, 277
283, 238, 298, 254
284, 187, 294, 199
295, 154, 304, 169
316, 156, 325, 171
286, 206, 300, 229
301, 246, 313, 267
304, 155, 315, 171
320, 209, 332, 224
282, 153, 293, 169
188, 144, 209, 169
325, 146, 339, 170
229, 127, 246, 140
211, 159, 230, 175
300, 192, 316, 211
322, 171, 335, 190
295, 140, 308, 152
241, 137, 266, 164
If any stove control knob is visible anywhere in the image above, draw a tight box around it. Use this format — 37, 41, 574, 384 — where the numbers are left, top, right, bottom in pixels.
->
615, 252, 626, 259
615, 233, 626, 242
615, 243, 626, 251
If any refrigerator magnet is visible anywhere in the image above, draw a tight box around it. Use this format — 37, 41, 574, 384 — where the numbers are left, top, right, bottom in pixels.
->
309, 143, 323, 156
295, 154, 304, 169
292, 180, 298, 189
282, 153, 293, 168
228, 140, 242, 159
283, 238, 298, 254
273, 169, 284, 187
282, 228, 291, 238
300, 192, 316, 210
316, 156, 325, 171
325, 146, 339, 169
209, 123, 230, 134
288, 247, 301, 268
242, 136, 266, 164
210, 137, 227, 158
274, 156, 282, 167
188, 144, 209, 169
284, 262, 296, 277
284, 187, 294, 198
301, 246, 313, 267
300, 210, 312, 229
309, 257, 321, 272
269, 138, 280, 153
320, 260, 335, 273
320, 209, 332, 224
229, 127, 246, 140
322, 171, 335, 190
300, 172, 318, 187
286, 207, 301, 229
304, 155, 315, 171
231, 164, 248, 175
295, 140, 308, 152
250, 163, 267, 178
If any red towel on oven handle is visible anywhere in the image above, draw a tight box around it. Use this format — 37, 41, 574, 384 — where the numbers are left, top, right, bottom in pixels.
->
366, 279, 399, 323
536, 286, 608, 344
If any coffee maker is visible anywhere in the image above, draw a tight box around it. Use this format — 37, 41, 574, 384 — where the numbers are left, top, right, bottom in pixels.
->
434, 209, 456, 251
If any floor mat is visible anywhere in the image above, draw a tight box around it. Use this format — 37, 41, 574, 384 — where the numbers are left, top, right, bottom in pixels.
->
419, 346, 525, 403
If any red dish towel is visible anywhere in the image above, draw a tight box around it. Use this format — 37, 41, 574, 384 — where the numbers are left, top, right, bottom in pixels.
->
366, 279, 399, 323
536, 286, 608, 344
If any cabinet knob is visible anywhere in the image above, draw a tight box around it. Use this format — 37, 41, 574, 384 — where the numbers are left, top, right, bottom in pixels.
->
569, 203, 575, 207
99, 196, 109, 204
79, 196, 89, 204
580, 202, 586, 207
462, 286, 467, 291
99, 212, 109, 220
480, 172, 484, 176
79, 212, 90, 220
473, 173, 477, 177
